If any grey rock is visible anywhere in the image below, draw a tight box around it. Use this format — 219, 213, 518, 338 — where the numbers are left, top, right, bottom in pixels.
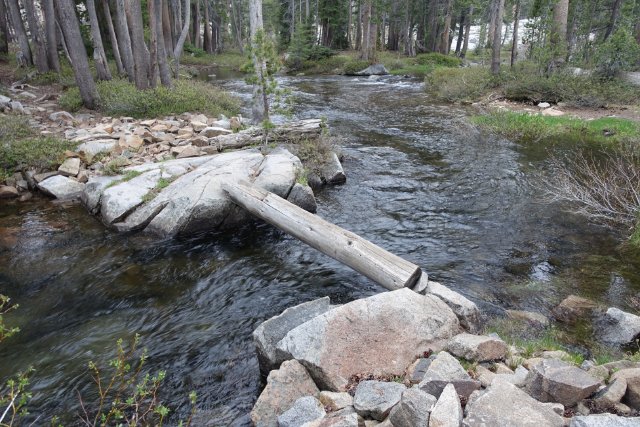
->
200, 126, 233, 137
251, 360, 320, 427
0, 94, 11, 108
405, 358, 432, 384
58, 157, 81, 176
570, 414, 640, 427
425, 281, 480, 332
320, 152, 346, 185
301, 413, 359, 427
253, 297, 332, 374
354, 64, 389, 76
610, 368, 640, 410
418, 351, 481, 399
474, 365, 496, 388
49, 111, 75, 123
76, 140, 116, 163
429, 383, 462, 427
597, 308, 640, 346
37, 175, 85, 199
388, 387, 436, 427
276, 289, 459, 391
277, 396, 326, 427
9, 101, 24, 114
287, 183, 317, 213
100, 170, 161, 224
81, 176, 120, 214
525, 359, 601, 406
447, 333, 508, 362
493, 365, 529, 387
538, 102, 551, 109
318, 392, 353, 412
353, 380, 406, 421
552, 295, 597, 323
593, 378, 627, 410
0, 185, 19, 198
464, 380, 564, 427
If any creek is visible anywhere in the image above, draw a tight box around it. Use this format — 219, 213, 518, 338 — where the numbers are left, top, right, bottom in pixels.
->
1, 74, 639, 424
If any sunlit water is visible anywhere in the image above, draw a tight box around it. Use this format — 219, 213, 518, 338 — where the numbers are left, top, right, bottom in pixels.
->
1, 73, 639, 424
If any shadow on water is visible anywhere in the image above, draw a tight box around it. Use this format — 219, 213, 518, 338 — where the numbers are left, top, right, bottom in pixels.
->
1, 74, 640, 424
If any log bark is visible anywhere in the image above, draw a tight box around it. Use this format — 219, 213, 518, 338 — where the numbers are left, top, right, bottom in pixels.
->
87, 0, 112, 80
6, 0, 33, 66
42, 0, 60, 72
210, 119, 323, 151
249, 0, 268, 123
223, 182, 422, 290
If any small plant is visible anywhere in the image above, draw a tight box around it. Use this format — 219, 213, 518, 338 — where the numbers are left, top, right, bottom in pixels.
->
103, 157, 131, 176
142, 176, 177, 203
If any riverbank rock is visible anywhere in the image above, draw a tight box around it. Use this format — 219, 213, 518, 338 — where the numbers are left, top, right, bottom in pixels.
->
82, 147, 311, 237
596, 308, 640, 345
286, 182, 317, 213
553, 295, 597, 323
464, 380, 564, 427
525, 359, 601, 406
253, 297, 331, 374
319, 391, 353, 411
354, 64, 389, 76
277, 396, 326, 427
610, 368, 640, 409
418, 351, 481, 399
570, 414, 640, 426
0, 185, 19, 198
446, 333, 508, 362
422, 280, 480, 332
353, 380, 406, 421
429, 383, 463, 427
37, 175, 85, 199
250, 360, 320, 427
388, 387, 436, 427
276, 288, 460, 391
320, 152, 346, 185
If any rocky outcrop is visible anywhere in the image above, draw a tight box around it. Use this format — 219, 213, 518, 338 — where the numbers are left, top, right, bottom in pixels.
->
446, 333, 508, 362
250, 360, 319, 427
464, 380, 564, 427
275, 288, 460, 390
610, 368, 640, 410
525, 359, 601, 406
596, 308, 640, 346
353, 380, 406, 421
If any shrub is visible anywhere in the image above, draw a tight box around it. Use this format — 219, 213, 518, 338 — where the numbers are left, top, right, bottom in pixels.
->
308, 45, 334, 61
594, 28, 640, 78
183, 43, 206, 57
343, 60, 370, 75
426, 67, 494, 102
415, 52, 462, 67
59, 79, 240, 119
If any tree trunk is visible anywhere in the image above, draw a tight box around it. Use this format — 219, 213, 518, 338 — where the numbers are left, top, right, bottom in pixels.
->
491, 0, 504, 74
461, 6, 473, 58
87, 0, 112, 80
114, 0, 136, 81
203, 0, 212, 53
510, 0, 520, 67
101, 0, 125, 75
0, 0, 8, 54
603, 0, 623, 41
355, 0, 362, 50
455, 9, 465, 56
404, 0, 414, 56
487, 0, 497, 48
192, 0, 201, 48
41, 0, 60, 72
162, 0, 174, 58
23, 0, 49, 72
347, 0, 353, 49
438, 0, 453, 54
359, 0, 376, 61
125, 0, 150, 89
550, 0, 569, 67
425, 0, 438, 52
148, 0, 159, 88
249, 0, 268, 123
6, 0, 33, 66
55, 0, 100, 109
155, 0, 172, 86
173, 0, 191, 77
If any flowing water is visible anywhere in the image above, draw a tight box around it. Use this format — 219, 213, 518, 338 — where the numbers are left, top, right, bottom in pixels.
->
1, 74, 640, 425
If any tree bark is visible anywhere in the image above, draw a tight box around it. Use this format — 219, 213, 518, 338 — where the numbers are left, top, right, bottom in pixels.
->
438, 0, 453, 54
23, 0, 49, 72
125, 0, 150, 89
6, 0, 33, 66
550, 0, 569, 67
173, 0, 191, 77
114, 0, 135, 81
162, 0, 174, 58
455, 9, 465, 56
55, 0, 100, 109
192, 0, 201, 48
461, 6, 473, 58
510, 0, 520, 67
203, 0, 212, 53
425, 0, 438, 52
148, 0, 159, 88
42, 0, 60, 72
101, 0, 125, 75
249, 0, 268, 123
491, 0, 504, 74
0, 0, 8, 54
603, 0, 623, 41
87, 0, 112, 80
155, 0, 172, 86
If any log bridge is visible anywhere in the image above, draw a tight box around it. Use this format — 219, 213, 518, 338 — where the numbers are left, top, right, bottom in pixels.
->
222, 182, 422, 291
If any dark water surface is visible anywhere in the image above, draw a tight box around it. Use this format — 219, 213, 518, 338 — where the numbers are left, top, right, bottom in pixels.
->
1, 75, 639, 424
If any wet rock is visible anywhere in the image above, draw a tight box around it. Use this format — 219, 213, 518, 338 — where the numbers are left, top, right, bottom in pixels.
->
353, 380, 406, 421
276, 289, 459, 391
425, 281, 480, 332
596, 308, 640, 345
447, 333, 508, 362
250, 360, 320, 427
286, 183, 317, 213
525, 359, 601, 406
253, 297, 331, 374
37, 175, 85, 199
18, 191, 32, 202
553, 295, 597, 323
464, 380, 563, 427
320, 152, 346, 185
569, 414, 640, 426
610, 368, 640, 409
58, 157, 81, 176
319, 391, 353, 412
418, 351, 481, 399
277, 396, 326, 427
429, 383, 462, 427
354, 64, 389, 76
388, 387, 436, 427
506, 310, 550, 326
0, 185, 19, 198
200, 126, 232, 138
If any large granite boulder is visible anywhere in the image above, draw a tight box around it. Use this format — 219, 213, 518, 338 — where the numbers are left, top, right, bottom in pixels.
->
354, 64, 389, 76
552, 295, 597, 323
353, 380, 406, 421
276, 288, 460, 391
446, 333, 508, 362
253, 297, 332, 374
464, 380, 564, 427
250, 360, 319, 427
82, 147, 312, 237
525, 359, 601, 406
596, 308, 640, 346
38, 175, 85, 199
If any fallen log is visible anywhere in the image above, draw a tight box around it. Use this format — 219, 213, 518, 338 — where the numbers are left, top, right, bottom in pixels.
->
222, 181, 422, 290
210, 119, 324, 152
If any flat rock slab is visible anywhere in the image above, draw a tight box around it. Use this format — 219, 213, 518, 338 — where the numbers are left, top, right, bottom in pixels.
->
464, 379, 564, 427
353, 380, 406, 421
38, 175, 85, 199
250, 360, 320, 427
82, 147, 311, 237
447, 333, 508, 362
526, 359, 601, 406
276, 288, 459, 391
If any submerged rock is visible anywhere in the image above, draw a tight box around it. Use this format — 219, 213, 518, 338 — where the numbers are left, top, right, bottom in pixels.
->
276, 288, 459, 391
